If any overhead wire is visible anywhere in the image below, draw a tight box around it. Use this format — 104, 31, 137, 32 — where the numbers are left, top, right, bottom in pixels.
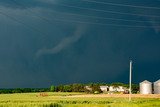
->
11, 0, 160, 24
0, 11, 49, 37
10, 0, 160, 24
48, 2, 160, 18
49, 9, 159, 24
31, 17, 158, 28
81, 0, 160, 10
0, 10, 157, 29
0, 0, 159, 29
11, 0, 56, 24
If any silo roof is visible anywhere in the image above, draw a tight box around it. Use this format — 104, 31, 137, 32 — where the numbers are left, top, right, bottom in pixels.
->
140, 80, 152, 84
154, 79, 160, 84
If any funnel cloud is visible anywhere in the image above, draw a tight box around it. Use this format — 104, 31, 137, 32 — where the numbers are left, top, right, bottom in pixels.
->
36, 25, 87, 57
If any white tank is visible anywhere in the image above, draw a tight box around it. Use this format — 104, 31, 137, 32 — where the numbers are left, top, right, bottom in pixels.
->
154, 79, 160, 94
140, 80, 152, 94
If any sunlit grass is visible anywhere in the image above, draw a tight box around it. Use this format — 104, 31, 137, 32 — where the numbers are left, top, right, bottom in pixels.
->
0, 93, 160, 107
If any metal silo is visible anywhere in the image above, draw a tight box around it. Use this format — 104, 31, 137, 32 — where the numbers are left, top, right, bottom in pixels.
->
154, 80, 160, 94
140, 80, 152, 94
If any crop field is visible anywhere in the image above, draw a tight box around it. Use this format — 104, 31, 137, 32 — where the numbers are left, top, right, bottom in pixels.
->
0, 92, 160, 107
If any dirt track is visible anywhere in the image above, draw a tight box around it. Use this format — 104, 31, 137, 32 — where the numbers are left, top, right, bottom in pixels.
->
68, 94, 160, 98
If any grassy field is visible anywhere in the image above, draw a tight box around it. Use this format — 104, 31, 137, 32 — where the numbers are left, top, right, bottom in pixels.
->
0, 92, 160, 107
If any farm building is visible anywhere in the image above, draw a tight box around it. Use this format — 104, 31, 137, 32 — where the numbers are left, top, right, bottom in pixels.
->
109, 86, 116, 92
140, 80, 152, 94
107, 86, 127, 93
154, 79, 160, 94
116, 86, 125, 92
100, 86, 108, 92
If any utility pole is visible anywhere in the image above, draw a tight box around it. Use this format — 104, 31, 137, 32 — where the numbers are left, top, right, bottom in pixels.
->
129, 60, 132, 101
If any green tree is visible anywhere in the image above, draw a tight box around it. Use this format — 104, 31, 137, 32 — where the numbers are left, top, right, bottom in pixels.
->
63, 85, 72, 92
56, 85, 64, 92
132, 84, 139, 94
71, 84, 85, 92
50, 85, 55, 92
89, 83, 102, 93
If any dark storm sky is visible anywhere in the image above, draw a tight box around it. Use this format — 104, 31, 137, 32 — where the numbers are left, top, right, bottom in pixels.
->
0, 0, 160, 88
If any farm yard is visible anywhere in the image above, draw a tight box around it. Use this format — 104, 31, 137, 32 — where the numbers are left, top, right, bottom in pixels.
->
0, 92, 160, 107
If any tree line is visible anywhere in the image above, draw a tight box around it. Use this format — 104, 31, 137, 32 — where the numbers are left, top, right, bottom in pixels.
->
0, 82, 139, 94
50, 83, 102, 93
0, 88, 49, 94
50, 83, 139, 94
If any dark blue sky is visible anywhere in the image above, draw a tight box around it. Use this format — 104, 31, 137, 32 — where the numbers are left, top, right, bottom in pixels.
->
0, 0, 160, 88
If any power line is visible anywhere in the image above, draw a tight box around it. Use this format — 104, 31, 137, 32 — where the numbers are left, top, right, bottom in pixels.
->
10, 0, 160, 24
0, 11, 48, 37
10, 0, 160, 26
0, 1, 159, 29
33, 16, 160, 28
49, 9, 160, 24
10, 0, 55, 24
0, 10, 158, 29
81, 0, 160, 10
49, 2, 160, 18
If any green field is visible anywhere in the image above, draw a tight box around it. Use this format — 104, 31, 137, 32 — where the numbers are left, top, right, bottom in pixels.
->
0, 92, 160, 107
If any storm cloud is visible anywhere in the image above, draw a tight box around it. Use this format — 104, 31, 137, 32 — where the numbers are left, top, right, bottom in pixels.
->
0, 0, 160, 88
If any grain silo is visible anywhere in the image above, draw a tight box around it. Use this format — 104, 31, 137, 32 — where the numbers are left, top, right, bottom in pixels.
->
140, 80, 152, 94
154, 79, 160, 94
